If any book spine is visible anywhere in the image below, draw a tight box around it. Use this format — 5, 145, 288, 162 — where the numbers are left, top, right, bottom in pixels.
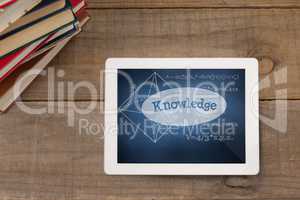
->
1, 0, 68, 39
0, 0, 17, 9
0, 0, 42, 32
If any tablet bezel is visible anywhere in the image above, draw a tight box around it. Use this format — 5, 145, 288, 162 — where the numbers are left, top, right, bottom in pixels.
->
105, 58, 259, 175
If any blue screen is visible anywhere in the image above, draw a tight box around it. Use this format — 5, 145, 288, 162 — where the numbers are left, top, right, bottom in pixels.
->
118, 69, 245, 163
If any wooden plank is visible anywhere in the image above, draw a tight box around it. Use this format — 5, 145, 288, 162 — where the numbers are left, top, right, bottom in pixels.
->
19, 9, 300, 101
87, 0, 300, 9
0, 100, 299, 200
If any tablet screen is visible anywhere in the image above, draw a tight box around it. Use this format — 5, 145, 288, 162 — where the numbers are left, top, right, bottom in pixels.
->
117, 69, 245, 163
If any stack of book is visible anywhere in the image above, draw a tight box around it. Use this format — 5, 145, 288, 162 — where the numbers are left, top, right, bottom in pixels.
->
0, 0, 89, 112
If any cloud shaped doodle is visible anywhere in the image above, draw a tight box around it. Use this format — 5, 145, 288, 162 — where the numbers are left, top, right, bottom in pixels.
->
142, 87, 227, 126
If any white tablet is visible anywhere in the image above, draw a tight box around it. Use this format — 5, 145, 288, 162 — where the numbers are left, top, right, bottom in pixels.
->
105, 58, 259, 175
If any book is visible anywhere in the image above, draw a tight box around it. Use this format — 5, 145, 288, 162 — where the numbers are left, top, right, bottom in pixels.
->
1, 0, 66, 37
69, 0, 86, 13
24, 9, 89, 62
0, 8, 76, 58
0, 10, 89, 112
0, 0, 42, 32
0, 0, 17, 9
0, 38, 72, 112
23, 24, 78, 63
26, 2, 87, 61
0, 23, 78, 82
0, 1, 86, 82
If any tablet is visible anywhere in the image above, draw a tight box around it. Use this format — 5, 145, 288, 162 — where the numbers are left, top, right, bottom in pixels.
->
105, 58, 259, 175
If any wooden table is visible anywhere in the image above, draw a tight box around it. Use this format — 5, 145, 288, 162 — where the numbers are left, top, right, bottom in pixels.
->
1, 1, 300, 199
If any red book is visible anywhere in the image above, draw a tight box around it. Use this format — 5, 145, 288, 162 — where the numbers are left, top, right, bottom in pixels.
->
0, 0, 17, 9
69, 0, 86, 12
0, 38, 45, 82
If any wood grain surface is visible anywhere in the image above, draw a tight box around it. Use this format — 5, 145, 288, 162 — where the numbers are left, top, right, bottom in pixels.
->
1, 0, 300, 200
88, 0, 300, 8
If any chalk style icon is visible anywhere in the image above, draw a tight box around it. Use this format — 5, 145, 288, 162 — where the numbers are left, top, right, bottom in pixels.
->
105, 58, 259, 175
118, 72, 170, 143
